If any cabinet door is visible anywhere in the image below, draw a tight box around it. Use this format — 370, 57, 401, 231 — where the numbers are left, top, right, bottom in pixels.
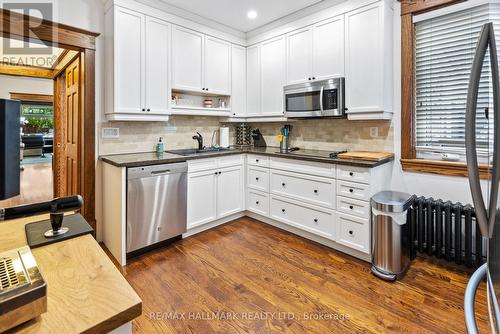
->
187, 170, 217, 229
217, 166, 244, 219
286, 27, 313, 85
246, 44, 261, 116
231, 45, 246, 117
114, 7, 145, 114
145, 17, 170, 114
313, 16, 344, 80
345, 3, 383, 113
172, 26, 204, 92
261, 36, 286, 116
204, 36, 231, 95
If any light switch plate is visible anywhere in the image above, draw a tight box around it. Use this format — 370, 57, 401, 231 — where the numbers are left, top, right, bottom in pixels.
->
369, 127, 378, 138
102, 128, 120, 138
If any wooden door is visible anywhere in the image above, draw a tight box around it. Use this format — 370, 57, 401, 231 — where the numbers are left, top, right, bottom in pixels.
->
54, 56, 81, 197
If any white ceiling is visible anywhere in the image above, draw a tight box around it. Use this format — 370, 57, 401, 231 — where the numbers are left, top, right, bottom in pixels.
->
158, 0, 324, 32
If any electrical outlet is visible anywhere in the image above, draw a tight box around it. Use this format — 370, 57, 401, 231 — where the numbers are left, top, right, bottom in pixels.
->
102, 128, 119, 138
370, 127, 378, 138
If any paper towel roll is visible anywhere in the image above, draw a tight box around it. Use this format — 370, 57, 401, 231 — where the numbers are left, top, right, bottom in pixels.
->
220, 127, 229, 148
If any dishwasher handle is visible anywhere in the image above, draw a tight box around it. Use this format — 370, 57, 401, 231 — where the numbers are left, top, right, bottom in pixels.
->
128, 162, 188, 180
151, 169, 171, 175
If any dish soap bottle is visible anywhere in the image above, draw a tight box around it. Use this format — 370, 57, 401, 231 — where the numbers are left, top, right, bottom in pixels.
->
156, 137, 164, 153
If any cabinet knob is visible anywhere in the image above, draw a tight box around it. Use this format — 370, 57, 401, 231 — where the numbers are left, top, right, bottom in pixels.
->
314, 189, 318, 194
308, 77, 311, 80
256, 177, 259, 181
349, 189, 354, 193
142, 108, 146, 111
256, 201, 259, 205
282, 209, 286, 213
349, 172, 354, 176
214, 172, 218, 175
218, 171, 222, 175
256, 159, 259, 162
282, 183, 286, 187
312, 77, 316, 80
147, 108, 150, 112
349, 230, 354, 235
349, 205, 354, 210
314, 219, 318, 223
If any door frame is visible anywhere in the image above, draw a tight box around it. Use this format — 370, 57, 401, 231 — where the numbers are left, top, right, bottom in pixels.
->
1, 9, 99, 230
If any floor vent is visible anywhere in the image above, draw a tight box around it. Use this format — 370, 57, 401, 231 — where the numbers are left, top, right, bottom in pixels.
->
408, 196, 486, 269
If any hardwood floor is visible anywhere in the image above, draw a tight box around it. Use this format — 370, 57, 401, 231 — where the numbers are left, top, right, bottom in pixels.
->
0, 162, 53, 207
120, 217, 489, 333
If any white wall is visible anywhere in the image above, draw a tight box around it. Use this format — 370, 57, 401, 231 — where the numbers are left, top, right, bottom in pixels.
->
389, 2, 488, 205
0, 75, 52, 99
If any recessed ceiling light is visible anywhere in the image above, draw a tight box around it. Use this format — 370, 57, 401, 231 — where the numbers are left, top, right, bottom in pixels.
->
247, 10, 257, 19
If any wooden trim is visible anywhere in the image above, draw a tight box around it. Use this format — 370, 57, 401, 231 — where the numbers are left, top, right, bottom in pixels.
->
0, 63, 54, 79
10, 92, 53, 103
401, 0, 465, 16
51, 49, 70, 69
52, 50, 80, 78
401, 159, 490, 179
0, 8, 99, 50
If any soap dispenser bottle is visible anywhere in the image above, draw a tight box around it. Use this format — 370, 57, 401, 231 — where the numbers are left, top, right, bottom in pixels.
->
156, 137, 164, 153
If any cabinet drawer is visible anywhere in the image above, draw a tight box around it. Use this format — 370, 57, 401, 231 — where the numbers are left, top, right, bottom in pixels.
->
270, 196, 335, 240
270, 170, 335, 209
188, 158, 218, 172
270, 157, 335, 178
218, 154, 243, 168
247, 155, 270, 167
337, 165, 370, 184
336, 212, 370, 254
337, 180, 370, 201
248, 166, 270, 192
247, 190, 269, 216
337, 196, 370, 218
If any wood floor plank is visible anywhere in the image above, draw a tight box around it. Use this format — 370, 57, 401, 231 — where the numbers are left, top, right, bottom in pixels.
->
119, 217, 489, 333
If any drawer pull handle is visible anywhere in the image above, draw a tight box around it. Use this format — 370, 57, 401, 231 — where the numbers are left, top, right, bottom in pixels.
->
349, 205, 354, 210
256, 177, 259, 181
349, 172, 354, 176
256, 159, 259, 163
349, 189, 354, 193
282, 209, 286, 213
282, 183, 286, 187
256, 201, 259, 205
314, 219, 318, 223
349, 230, 354, 235
314, 190, 318, 194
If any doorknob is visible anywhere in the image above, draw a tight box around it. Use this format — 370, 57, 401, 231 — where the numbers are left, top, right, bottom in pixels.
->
57, 143, 62, 148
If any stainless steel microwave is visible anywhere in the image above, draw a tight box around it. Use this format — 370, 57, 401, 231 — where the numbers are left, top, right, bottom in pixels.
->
284, 77, 345, 118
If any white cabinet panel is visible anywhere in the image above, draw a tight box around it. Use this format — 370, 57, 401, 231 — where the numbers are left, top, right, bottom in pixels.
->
336, 212, 370, 254
337, 180, 370, 201
247, 190, 269, 217
187, 170, 217, 228
231, 45, 246, 117
217, 166, 244, 218
336, 196, 370, 219
261, 36, 286, 116
286, 27, 313, 85
313, 16, 344, 80
248, 166, 270, 193
145, 17, 170, 114
336, 165, 370, 184
246, 45, 261, 116
172, 26, 204, 92
114, 7, 144, 114
247, 155, 269, 167
204, 36, 231, 95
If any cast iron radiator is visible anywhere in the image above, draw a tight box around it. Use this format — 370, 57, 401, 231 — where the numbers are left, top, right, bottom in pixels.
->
408, 196, 486, 268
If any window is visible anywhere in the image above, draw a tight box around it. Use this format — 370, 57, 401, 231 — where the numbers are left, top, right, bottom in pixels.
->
414, 2, 499, 161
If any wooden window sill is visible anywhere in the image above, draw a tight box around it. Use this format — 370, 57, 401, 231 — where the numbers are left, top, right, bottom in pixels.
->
401, 159, 490, 179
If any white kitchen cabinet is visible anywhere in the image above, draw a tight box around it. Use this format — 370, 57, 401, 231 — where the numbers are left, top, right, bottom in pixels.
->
231, 45, 246, 117
172, 26, 204, 92
187, 169, 218, 229
345, 1, 393, 120
217, 165, 244, 218
105, 6, 170, 121
286, 27, 313, 85
260, 36, 286, 116
172, 27, 231, 95
246, 44, 261, 116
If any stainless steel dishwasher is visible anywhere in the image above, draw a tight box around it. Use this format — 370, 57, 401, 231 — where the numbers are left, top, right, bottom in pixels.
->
126, 162, 187, 254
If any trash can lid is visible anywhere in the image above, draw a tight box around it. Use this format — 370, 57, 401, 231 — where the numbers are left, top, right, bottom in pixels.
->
371, 191, 413, 213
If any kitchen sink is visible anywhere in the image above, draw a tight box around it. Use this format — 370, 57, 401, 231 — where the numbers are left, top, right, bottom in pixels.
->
167, 147, 232, 156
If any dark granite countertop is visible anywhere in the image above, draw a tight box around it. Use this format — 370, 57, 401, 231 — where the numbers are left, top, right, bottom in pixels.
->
100, 147, 394, 169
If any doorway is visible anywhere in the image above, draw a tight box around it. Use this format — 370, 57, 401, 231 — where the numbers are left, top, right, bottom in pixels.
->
0, 8, 99, 230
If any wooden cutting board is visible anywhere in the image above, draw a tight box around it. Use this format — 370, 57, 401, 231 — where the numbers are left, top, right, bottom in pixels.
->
337, 151, 394, 161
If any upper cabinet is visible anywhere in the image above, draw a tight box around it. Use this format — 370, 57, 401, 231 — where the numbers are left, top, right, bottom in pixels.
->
345, 2, 393, 120
231, 45, 246, 117
246, 37, 286, 117
286, 15, 344, 85
172, 26, 231, 95
105, 6, 170, 121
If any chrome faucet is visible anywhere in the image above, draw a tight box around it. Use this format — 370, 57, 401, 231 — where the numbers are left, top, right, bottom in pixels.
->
192, 132, 203, 150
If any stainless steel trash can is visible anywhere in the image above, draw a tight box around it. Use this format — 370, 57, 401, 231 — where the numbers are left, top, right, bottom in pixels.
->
370, 191, 413, 281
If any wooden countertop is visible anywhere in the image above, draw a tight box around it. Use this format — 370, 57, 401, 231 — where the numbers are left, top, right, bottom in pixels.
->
0, 214, 142, 333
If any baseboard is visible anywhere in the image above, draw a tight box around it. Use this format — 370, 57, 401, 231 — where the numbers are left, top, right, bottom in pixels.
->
183, 212, 246, 238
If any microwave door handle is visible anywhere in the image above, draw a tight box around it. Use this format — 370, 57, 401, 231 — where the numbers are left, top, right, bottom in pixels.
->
487, 22, 500, 237
319, 86, 324, 113
466, 23, 490, 238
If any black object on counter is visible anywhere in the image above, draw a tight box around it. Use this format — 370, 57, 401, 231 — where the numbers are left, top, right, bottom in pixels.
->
25, 213, 93, 248
251, 128, 267, 147
0, 99, 21, 200
0, 195, 83, 221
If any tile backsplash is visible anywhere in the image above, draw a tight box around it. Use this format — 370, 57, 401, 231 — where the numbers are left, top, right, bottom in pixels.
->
99, 116, 394, 156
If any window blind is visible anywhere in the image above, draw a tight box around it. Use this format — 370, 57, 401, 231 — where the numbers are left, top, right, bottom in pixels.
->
415, 3, 499, 158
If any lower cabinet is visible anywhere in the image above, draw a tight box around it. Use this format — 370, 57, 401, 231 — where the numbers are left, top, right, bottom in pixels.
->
336, 212, 370, 254
187, 157, 244, 229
